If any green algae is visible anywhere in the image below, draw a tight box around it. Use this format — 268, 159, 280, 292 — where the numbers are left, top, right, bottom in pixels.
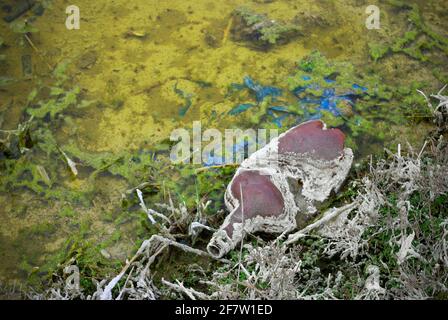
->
0, 116, 34, 159
285, 51, 435, 152
196, 165, 236, 215
220, 49, 435, 153
61, 143, 161, 186
0, 155, 90, 204
27, 86, 82, 119
9, 19, 39, 35
369, 4, 448, 63
369, 43, 390, 63
174, 82, 194, 117
232, 7, 300, 47
0, 36, 5, 62
26, 62, 94, 119
26, 222, 125, 290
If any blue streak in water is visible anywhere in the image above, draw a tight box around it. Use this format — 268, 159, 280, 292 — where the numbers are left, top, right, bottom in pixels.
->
243, 76, 282, 103
228, 103, 255, 115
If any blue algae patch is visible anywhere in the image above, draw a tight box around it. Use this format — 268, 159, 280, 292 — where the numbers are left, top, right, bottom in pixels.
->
243, 76, 282, 103
266, 110, 289, 128
302, 75, 312, 81
228, 75, 283, 104
228, 103, 255, 115
203, 153, 225, 166
298, 87, 350, 116
352, 83, 368, 92
202, 139, 254, 166
266, 106, 296, 127
227, 75, 368, 127
268, 105, 288, 112
229, 82, 246, 91
292, 76, 368, 118
174, 82, 193, 117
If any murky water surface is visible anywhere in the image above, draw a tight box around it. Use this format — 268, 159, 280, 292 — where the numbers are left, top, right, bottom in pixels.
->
0, 0, 446, 287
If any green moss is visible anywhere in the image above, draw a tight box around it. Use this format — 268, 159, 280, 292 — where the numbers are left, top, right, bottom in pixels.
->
36, 234, 124, 293
196, 166, 236, 215
259, 23, 299, 45
370, 4, 448, 63
294, 51, 339, 79
9, 20, 39, 34
0, 155, 90, 203
60, 207, 77, 218
232, 7, 300, 47
320, 110, 344, 127
27, 86, 80, 119
0, 36, 4, 62
28, 222, 58, 237
0, 117, 34, 158
62, 143, 161, 186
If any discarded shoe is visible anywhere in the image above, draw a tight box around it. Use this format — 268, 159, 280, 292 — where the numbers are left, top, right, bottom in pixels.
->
207, 120, 353, 258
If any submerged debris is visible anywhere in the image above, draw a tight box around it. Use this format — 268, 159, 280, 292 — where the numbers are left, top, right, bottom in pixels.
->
57, 146, 78, 177
77, 51, 97, 70
231, 7, 300, 48
418, 84, 448, 134
123, 30, 148, 40
0, 116, 34, 159
29, 137, 448, 299
21, 54, 32, 77
35, 164, 51, 186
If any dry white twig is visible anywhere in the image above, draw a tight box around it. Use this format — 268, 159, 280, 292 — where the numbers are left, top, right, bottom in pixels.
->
286, 202, 358, 245
161, 279, 209, 300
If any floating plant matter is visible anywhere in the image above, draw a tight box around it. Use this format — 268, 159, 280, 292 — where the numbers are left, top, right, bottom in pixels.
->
231, 7, 300, 48
207, 120, 353, 258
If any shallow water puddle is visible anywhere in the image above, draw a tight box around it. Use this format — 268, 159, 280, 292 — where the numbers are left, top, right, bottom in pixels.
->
0, 0, 446, 287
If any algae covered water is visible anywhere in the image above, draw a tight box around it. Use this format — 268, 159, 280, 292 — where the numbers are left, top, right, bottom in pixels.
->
0, 0, 447, 294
